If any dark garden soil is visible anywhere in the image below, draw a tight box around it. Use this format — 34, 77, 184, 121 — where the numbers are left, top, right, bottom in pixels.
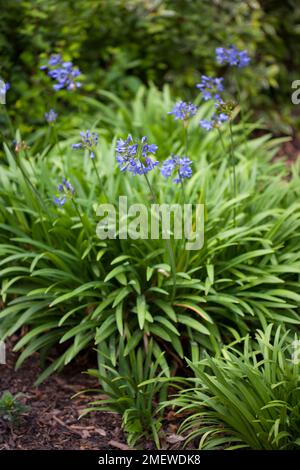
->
0, 338, 130, 450
0, 339, 184, 450
276, 133, 300, 164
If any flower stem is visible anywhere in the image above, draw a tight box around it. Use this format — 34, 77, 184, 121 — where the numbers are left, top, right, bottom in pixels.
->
180, 177, 186, 205
217, 127, 233, 191
184, 125, 189, 156
72, 198, 84, 224
234, 73, 244, 123
92, 159, 102, 188
234, 72, 249, 152
217, 127, 226, 153
93, 151, 107, 200
229, 121, 237, 226
182, 125, 188, 203
142, 170, 177, 300
217, 126, 236, 226
143, 171, 156, 202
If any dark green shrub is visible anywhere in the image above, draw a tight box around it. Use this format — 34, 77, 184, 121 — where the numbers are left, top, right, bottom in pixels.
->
1, 0, 299, 130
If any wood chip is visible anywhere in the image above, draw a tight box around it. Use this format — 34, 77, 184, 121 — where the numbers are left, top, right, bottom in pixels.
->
93, 428, 107, 437
108, 440, 131, 450
166, 434, 186, 444
52, 415, 82, 437
70, 425, 95, 430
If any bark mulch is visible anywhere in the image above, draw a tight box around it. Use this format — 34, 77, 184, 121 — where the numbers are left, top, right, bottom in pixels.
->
0, 340, 186, 450
275, 133, 300, 164
0, 339, 129, 450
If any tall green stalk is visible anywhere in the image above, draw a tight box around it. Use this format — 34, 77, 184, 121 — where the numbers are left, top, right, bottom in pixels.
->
92, 159, 103, 190
182, 124, 189, 204
142, 169, 177, 300
229, 122, 237, 226
180, 178, 186, 205
217, 126, 236, 226
179, 125, 189, 270
184, 124, 189, 157
92, 151, 108, 201
234, 72, 249, 153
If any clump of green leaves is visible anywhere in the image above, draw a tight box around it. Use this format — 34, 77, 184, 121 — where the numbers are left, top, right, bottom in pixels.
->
0, 391, 29, 425
80, 339, 170, 448
0, 87, 299, 386
168, 325, 300, 450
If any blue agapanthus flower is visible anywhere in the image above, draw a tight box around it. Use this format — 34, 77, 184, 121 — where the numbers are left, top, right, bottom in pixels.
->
45, 109, 58, 123
216, 46, 250, 68
48, 54, 62, 66
161, 154, 192, 183
200, 111, 229, 131
116, 135, 158, 175
168, 100, 198, 121
41, 54, 81, 91
53, 177, 75, 206
53, 196, 67, 206
196, 75, 224, 103
72, 131, 99, 159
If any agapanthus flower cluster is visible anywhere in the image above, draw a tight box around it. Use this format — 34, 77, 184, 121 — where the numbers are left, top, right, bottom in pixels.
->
196, 46, 250, 130
196, 75, 224, 103
40, 54, 81, 91
168, 100, 198, 122
72, 131, 99, 159
161, 154, 193, 183
115, 135, 158, 175
215, 46, 250, 68
199, 101, 235, 131
199, 111, 229, 131
45, 109, 58, 123
54, 177, 75, 206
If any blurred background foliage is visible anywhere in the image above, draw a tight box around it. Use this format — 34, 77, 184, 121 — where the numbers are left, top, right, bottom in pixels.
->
0, 0, 300, 133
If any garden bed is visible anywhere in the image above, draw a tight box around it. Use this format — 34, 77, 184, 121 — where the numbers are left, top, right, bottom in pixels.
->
0, 340, 128, 450
1, 38, 300, 450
